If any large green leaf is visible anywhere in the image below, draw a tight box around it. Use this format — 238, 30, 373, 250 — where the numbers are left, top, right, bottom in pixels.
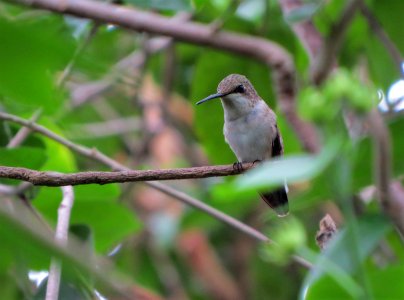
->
34, 184, 141, 253
38, 119, 77, 173
71, 201, 141, 253
362, 1, 404, 89
0, 147, 47, 185
304, 265, 404, 300
369, 266, 404, 299
74, 25, 134, 79
0, 17, 73, 114
235, 139, 340, 192
0, 147, 47, 169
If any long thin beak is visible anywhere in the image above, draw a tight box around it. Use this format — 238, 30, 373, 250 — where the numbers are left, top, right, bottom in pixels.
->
196, 93, 225, 105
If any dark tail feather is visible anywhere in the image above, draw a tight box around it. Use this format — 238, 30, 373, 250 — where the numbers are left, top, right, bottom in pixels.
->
259, 187, 289, 217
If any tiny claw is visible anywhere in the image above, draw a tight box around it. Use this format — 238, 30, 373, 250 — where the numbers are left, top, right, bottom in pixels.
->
233, 162, 244, 172
252, 159, 262, 165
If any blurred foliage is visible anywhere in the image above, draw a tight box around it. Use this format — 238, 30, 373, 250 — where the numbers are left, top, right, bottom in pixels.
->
0, 0, 403, 299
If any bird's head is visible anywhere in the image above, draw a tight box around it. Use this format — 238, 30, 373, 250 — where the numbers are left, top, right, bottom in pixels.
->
197, 74, 261, 119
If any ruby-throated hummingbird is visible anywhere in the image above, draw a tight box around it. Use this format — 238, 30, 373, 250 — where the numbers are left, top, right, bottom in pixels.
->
196, 74, 289, 216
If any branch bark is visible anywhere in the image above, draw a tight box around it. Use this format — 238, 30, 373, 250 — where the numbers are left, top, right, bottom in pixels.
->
0, 164, 251, 186
11, 0, 319, 153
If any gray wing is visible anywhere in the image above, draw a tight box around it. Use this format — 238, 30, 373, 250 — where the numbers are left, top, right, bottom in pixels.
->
261, 125, 288, 216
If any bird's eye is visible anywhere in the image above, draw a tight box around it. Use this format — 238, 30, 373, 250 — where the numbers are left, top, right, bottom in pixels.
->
234, 85, 245, 93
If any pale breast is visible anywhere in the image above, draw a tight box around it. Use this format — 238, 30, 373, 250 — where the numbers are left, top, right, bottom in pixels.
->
223, 101, 277, 162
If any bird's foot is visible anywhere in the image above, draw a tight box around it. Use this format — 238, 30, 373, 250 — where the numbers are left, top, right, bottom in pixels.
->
233, 162, 244, 172
252, 159, 262, 165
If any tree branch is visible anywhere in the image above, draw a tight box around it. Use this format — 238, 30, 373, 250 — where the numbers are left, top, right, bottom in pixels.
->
11, 0, 319, 153
0, 164, 251, 186
0, 112, 313, 268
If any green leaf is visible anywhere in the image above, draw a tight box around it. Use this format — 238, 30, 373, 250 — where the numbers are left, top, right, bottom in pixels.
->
0, 147, 47, 169
74, 184, 121, 203
71, 201, 141, 253
0, 17, 73, 114
365, 0, 404, 89
369, 266, 404, 299
303, 265, 404, 300
38, 119, 77, 173
34, 184, 140, 253
0, 147, 47, 185
301, 214, 393, 300
235, 139, 340, 191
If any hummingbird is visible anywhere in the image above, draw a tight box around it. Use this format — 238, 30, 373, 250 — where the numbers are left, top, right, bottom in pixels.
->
196, 74, 289, 216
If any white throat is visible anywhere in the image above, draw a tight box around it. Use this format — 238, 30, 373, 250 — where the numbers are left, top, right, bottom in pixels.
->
221, 94, 254, 121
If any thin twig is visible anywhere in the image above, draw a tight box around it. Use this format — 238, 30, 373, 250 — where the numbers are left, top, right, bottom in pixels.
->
368, 110, 391, 210
6, 109, 42, 148
45, 186, 75, 300
70, 117, 142, 138
0, 111, 124, 170
0, 111, 312, 268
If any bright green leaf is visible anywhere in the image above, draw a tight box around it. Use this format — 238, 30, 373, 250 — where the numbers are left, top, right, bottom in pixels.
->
236, 139, 340, 191
0, 147, 47, 169
0, 18, 73, 114
34, 184, 139, 253
37, 119, 77, 173
71, 201, 142, 253
369, 266, 404, 299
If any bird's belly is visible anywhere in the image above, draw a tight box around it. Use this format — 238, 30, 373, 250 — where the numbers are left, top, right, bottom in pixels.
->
224, 119, 272, 162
